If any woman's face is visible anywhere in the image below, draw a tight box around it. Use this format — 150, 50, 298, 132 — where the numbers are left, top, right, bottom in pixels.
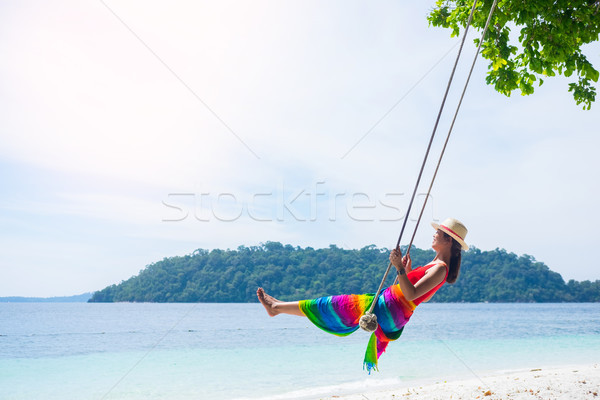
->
432, 229, 451, 251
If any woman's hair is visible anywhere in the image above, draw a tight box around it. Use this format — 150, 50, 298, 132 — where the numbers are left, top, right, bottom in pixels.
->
441, 231, 462, 284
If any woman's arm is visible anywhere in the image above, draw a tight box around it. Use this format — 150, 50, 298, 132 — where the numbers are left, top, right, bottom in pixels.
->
389, 249, 446, 302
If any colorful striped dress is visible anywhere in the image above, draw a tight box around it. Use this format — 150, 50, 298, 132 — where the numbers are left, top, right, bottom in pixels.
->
299, 262, 448, 372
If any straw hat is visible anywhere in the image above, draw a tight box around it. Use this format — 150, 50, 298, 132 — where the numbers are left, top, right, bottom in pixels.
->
431, 218, 469, 250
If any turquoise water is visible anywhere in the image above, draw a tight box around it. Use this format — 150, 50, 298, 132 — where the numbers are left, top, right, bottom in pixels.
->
1, 303, 599, 399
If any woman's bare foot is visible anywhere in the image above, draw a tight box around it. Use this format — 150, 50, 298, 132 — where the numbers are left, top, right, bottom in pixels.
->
257, 287, 280, 317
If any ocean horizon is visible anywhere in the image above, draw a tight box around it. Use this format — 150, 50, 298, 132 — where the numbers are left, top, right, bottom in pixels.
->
1, 302, 599, 399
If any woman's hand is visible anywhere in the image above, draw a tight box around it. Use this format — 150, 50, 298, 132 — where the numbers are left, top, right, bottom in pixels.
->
389, 248, 405, 271
402, 253, 412, 272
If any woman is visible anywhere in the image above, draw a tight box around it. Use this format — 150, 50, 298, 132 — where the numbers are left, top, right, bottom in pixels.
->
257, 218, 468, 372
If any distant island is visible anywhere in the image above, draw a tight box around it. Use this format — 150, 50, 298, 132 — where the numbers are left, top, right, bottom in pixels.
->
0, 293, 93, 303
89, 242, 600, 303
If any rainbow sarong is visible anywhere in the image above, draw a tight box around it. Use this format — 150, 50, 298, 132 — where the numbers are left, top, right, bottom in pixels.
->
299, 284, 416, 373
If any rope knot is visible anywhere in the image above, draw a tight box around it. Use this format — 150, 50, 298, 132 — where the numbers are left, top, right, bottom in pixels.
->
359, 312, 378, 332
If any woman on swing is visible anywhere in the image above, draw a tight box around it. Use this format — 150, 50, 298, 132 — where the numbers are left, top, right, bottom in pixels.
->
257, 218, 468, 372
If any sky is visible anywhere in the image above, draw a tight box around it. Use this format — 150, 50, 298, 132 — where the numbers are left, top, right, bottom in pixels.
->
1, 1, 599, 297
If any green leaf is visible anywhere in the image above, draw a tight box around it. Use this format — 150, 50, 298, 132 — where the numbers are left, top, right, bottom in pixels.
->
492, 58, 508, 71
427, 0, 599, 109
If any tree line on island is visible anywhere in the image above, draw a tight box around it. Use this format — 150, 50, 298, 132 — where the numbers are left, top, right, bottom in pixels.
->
89, 242, 600, 303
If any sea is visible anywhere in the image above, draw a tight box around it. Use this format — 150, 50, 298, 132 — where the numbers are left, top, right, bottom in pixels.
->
1, 302, 599, 400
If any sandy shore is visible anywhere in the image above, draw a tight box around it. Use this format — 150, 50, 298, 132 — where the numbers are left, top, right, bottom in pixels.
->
322, 364, 599, 400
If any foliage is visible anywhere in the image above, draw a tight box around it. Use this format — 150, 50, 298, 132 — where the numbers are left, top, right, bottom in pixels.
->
428, 0, 600, 109
89, 242, 600, 303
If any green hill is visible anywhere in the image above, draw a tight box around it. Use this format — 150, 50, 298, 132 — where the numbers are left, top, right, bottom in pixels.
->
0, 293, 93, 303
89, 242, 600, 303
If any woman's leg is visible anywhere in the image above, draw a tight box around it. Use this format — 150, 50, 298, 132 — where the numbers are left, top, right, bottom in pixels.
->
257, 288, 305, 317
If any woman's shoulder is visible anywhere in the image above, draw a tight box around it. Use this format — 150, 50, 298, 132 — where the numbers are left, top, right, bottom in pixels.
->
423, 261, 448, 277
424, 261, 447, 269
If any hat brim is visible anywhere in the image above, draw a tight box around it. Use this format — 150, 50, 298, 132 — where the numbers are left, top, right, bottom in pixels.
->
431, 222, 469, 251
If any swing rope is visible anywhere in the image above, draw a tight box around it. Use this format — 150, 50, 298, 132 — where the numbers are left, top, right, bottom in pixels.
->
403, 0, 499, 256
359, 0, 498, 332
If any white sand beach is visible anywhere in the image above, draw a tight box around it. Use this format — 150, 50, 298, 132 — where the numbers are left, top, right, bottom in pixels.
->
324, 364, 599, 400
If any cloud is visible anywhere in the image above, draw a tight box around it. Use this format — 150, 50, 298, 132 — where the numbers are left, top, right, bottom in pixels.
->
1, 0, 599, 296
